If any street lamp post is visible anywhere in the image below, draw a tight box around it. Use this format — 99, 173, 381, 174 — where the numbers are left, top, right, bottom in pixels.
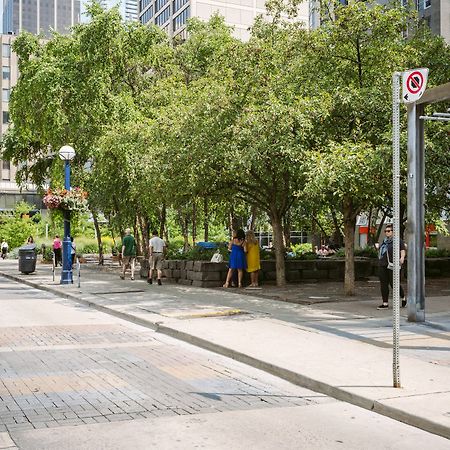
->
59, 145, 75, 285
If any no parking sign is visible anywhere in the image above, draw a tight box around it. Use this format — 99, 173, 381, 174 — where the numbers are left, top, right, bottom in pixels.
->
402, 68, 428, 103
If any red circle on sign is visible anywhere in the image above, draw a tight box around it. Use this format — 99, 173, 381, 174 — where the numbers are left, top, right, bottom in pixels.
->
406, 71, 423, 94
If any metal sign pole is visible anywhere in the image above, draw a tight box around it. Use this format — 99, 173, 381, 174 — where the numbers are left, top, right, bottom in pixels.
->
392, 72, 401, 388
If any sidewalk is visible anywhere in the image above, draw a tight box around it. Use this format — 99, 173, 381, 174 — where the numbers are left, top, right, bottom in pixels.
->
1, 259, 449, 439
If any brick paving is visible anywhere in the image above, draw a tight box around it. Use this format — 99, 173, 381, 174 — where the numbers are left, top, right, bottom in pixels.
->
0, 323, 323, 433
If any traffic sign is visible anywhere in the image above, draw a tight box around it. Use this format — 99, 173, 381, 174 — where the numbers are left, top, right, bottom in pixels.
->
402, 68, 428, 103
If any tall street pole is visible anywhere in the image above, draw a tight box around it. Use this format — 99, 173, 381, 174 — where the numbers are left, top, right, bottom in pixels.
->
59, 145, 75, 285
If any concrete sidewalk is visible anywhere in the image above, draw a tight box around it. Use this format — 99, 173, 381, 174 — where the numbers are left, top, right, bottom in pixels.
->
1, 259, 449, 439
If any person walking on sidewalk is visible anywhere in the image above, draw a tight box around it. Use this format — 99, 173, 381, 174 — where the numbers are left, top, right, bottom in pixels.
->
120, 228, 136, 280
147, 230, 166, 285
1, 239, 8, 259
377, 224, 406, 310
53, 236, 62, 267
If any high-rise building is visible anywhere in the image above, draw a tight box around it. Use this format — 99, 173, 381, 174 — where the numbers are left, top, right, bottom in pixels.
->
0, 34, 44, 211
104, 0, 138, 21
310, 0, 449, 43
87, 0, 138, 22
1, 0, 81, 213
3, 0, 81, 36
139, 0, 309, 41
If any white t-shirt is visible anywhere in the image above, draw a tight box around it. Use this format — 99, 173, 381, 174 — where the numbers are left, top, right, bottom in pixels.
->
71, 242, 76, 255
149, 236, 166, 253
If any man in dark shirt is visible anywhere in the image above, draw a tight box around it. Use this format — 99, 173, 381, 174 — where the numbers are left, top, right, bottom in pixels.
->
377, 224, 406, 310
120, 228, 136, 280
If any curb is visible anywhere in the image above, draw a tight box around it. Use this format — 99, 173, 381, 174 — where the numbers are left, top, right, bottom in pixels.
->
1, 270, 449, 440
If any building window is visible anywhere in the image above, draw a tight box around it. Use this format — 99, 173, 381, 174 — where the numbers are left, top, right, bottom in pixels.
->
173, 0, 188, 14
2, 160, 11, 180
155, 0, 169, 13
3, 111, 9, 124
2, 44, 11, 58
2, 66, 10, 80
173, 6, 189, 32
155, 6, 170, 26
2, 89, 10, 102
140, 5, 154, 24
140, 0, 151, 11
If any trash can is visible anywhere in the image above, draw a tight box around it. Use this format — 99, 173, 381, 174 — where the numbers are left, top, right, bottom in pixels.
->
18, 244, 37, 274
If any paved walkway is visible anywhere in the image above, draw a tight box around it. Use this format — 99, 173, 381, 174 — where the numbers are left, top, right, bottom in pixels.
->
1, 259, 449, 440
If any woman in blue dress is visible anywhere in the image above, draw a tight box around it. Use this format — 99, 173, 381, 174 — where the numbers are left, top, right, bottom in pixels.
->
223, 229, 247, 288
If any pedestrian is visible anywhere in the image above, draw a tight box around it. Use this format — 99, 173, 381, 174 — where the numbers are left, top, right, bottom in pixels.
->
147, 230, 166, 285
70, 237, 76, 267
245, 230, 261, 288
53, 235, 62, 267
1, 239, 8, 259
223, 229, 247, 288
27, 236, 34, 244
120, 228, 136, 280
377, 224, 406, 310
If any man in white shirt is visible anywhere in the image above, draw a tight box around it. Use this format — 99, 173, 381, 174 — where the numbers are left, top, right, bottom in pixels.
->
147, 230, 166, 285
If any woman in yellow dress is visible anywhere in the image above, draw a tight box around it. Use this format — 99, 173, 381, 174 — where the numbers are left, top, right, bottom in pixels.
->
245, 230, 261, 287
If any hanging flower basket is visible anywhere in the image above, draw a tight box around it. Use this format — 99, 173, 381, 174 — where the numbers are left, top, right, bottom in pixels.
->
43, 187, 88, 212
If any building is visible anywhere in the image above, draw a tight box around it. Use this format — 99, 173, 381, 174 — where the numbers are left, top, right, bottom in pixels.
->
3, 0, 81, 36
104, 0, 138, 21
0, 34, 44, 211
86, 0, 138, 22
310, 0, 449, 43
417, 0, 449, 43
139, 0, 309, 41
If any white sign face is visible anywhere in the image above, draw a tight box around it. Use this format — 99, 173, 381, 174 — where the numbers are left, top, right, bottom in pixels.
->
402, 68, 428, 103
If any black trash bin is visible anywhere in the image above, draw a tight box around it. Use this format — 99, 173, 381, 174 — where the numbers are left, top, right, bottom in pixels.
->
18, 244, 37, 274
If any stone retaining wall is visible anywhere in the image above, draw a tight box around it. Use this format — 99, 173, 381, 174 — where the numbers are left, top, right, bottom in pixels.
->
157, 258, 450, 287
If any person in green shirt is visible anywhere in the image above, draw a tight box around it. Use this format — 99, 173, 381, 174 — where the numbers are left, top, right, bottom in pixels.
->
120, 228, 136, 280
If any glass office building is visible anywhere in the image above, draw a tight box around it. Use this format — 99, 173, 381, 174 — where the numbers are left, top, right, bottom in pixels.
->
3, 0, 81, 36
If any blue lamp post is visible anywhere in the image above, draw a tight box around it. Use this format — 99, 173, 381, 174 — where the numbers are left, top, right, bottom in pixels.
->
59, 145, 75, 285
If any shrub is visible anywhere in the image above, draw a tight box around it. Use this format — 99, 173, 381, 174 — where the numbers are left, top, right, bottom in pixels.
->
333, 248, 345, 257
77, 243, 99, 254
355, 246, 378, 258
426, 248, 450, 258
41, 246, 54, 262
167, 242, 229, 261
290, 243, 313, 256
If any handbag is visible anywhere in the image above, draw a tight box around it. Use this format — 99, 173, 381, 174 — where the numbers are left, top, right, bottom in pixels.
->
386, 251, 394, 270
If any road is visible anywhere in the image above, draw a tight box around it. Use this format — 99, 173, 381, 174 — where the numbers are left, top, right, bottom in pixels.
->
0, 276, 448, 449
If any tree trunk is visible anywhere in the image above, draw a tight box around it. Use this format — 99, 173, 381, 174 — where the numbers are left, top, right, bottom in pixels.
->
270, 211, 286, 287
133, 216, 141, 257
159, 204, 166, 239
92, 212, 104, 265
311, 216, 320, 252
343, 200, 357, 296
330, 208, 343, 248
230, 208, 239, 233
192, 199, 197, 246
249, 205, 257, 230
141, 216, 150, 259
283, 212, 291, 249
177, 208, 189, 251
203, 197, 209, 242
